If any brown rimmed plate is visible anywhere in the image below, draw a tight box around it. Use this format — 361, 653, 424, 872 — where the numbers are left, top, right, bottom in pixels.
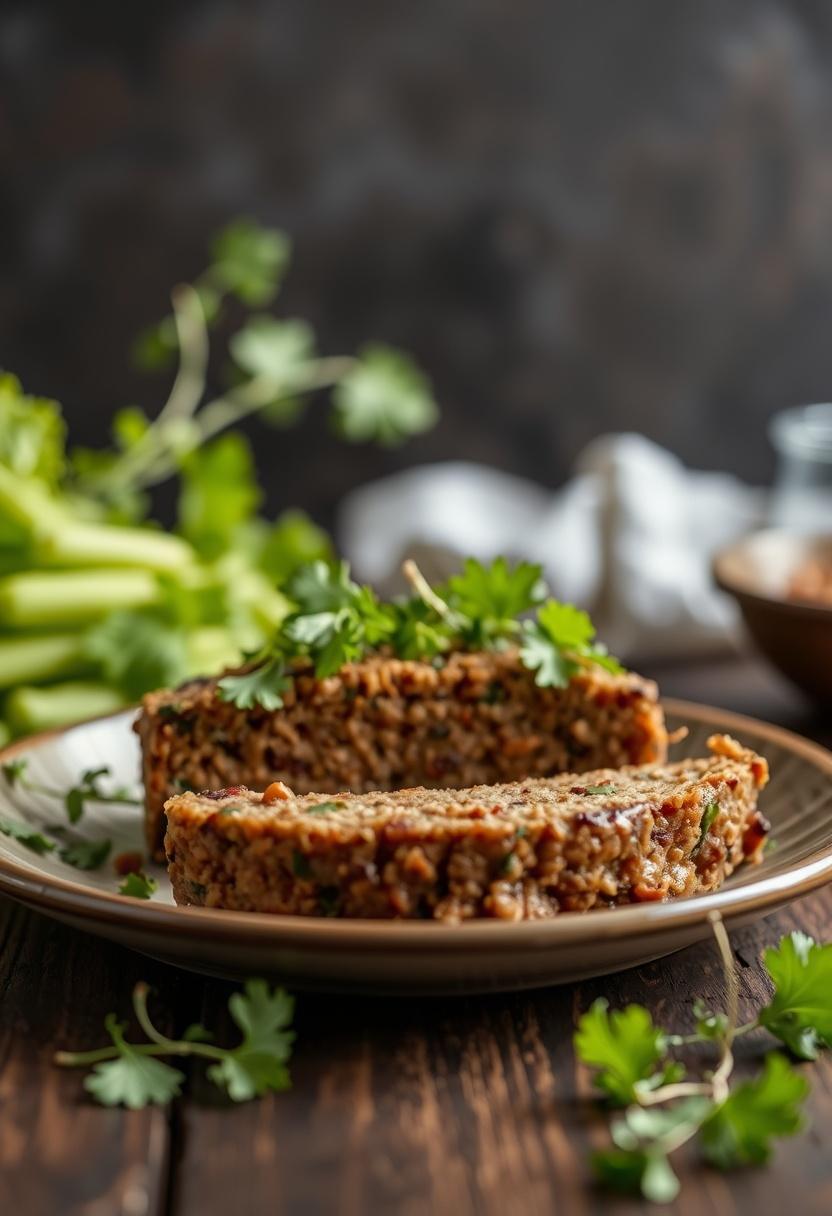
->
0, 699, 830, 994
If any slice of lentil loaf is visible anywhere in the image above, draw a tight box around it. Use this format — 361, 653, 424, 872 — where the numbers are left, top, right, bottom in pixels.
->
138, 649, 668, 860
164, 733, 769, 922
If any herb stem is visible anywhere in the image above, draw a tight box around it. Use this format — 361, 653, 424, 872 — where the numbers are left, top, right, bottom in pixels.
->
638, 1080, 713, 1105
160, 284, 210, 425
402, 559, 457, 624
708, 911, 739, 1103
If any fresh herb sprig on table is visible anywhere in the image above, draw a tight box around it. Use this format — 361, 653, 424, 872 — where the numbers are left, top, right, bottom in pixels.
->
577, 916, 832, 1203
0, 218, 440, 739
218, 556, 624, 710
55, 979, 295, 1107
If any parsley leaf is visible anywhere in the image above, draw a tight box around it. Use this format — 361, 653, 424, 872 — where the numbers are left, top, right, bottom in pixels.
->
207, 980, 295, 1101
306, 801, 343, 815
332, 345, 439, 445
700, 1053, 808, 1168
575, 998, 680, 1105
585, 783, 616, 796
444, 557, 546, 646
217, 656, 291, 711
758, 932, 832, 1059
0, 815, 56, 855
119, 872, 157, 899
519, 622, 576, 688
59, 837, 112, 871
83, 1016, 185, 1109
521, 600, 624, 689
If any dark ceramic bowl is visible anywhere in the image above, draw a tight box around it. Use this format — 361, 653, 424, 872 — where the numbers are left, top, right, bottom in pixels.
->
714, 530, 832, 704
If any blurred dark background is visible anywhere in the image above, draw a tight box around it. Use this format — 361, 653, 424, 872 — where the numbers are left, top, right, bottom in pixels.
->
3, 0, 832, 526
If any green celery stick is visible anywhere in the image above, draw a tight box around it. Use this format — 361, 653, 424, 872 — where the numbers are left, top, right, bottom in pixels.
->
0, 633, 87, 688
36, 520, 195, 572
0, 570, 158, 628
5, 682, 126, 736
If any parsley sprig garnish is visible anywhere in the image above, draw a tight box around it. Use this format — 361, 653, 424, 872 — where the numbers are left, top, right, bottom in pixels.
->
55, 979, 295, 1107
218, 556, 623, 710
577, 916, 832, 1203
0, 755, 138, 873
2, 756, 140, 824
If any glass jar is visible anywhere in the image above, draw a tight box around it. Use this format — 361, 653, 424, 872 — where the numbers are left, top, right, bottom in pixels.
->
769, 403, 832, 531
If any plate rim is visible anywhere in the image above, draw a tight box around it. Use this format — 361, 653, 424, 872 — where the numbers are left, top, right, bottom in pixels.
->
0, 696, 830, 954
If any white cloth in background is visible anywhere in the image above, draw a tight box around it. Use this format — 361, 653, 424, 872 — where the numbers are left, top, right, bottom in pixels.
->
337, 434, 768, 662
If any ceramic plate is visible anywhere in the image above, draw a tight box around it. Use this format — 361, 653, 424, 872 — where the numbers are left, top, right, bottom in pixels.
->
0, 699, 830, 994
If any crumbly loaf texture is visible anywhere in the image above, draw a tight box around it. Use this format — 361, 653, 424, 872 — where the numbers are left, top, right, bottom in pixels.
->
164, 734, 769, 922
138, 650, 668, 860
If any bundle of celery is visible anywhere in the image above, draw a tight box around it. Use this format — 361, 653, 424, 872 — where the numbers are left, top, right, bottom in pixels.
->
0, 219, 439, 741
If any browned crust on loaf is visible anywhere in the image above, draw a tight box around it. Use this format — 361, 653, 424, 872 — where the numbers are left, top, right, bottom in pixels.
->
164, 733, 768, 922
137, 649, 667, 860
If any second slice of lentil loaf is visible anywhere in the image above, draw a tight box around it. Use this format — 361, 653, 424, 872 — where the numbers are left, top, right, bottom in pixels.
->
137, 649, 668, 859
164, 734, 769, 921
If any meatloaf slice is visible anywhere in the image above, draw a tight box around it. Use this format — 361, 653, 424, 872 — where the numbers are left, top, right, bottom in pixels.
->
138, 650, 667, 860
164, 734, 769, 922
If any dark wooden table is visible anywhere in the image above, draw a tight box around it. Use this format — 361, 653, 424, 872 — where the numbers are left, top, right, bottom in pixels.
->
2, 656, 831, 1216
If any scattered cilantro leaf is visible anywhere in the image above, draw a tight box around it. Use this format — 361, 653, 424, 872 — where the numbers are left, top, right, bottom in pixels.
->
332, 344, 438, 445
119, 872, 157, 899
758, 932, 832, 1059
0, 815, 56, 855
574, 998, 674, 1105
217, 656, 291, 711
207, 980, 295, 1101
84, 1015, 185, 1109
700, 1054, 808, 1168
59, 837, 112, 871
585, 784, 616, 796
56, 980, 294, 1109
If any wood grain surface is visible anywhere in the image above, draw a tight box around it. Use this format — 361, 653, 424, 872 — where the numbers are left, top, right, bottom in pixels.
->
1, 656, 831, 1216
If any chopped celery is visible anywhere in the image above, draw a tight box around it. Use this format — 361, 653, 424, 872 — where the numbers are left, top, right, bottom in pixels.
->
0, 633, 87, 688
5, 682, 127, 736
36, 520, 195, 572
0, 570, 159, 628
